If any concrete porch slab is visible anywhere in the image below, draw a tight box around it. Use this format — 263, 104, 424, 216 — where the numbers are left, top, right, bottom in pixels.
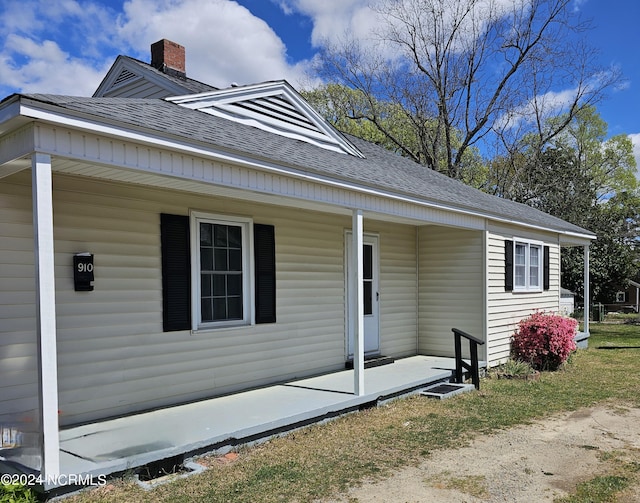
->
5, 355, 472, 487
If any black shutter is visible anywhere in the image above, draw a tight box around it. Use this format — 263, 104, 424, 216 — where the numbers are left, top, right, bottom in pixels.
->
504, 240, 514, 291
254, 224, 276, 324
161, 214, 191, 331
543, 246, 550, 291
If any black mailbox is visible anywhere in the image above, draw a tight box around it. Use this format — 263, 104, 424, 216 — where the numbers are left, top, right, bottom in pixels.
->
73, 253, 94, 291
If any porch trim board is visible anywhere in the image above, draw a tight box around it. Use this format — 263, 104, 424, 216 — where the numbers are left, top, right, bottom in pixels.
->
32, 152, 61, 477
352, 209, 365, 395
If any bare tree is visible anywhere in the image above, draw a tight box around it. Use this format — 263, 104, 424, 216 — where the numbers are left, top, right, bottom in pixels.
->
313, 0, 619, 181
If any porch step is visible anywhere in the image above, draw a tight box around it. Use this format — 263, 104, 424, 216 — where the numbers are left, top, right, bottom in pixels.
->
345, 355, 395, 370
419, 382, 475, 400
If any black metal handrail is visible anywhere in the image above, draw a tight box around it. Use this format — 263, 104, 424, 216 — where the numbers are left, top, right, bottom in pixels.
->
452, 328, 485, 389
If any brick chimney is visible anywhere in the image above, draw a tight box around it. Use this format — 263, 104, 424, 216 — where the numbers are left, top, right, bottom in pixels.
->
151, 39, 186, 78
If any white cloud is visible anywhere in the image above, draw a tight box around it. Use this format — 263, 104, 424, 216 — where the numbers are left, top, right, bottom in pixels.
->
0, 0, 315, 97
0, 34, 111, 95
116, 0, 312, 88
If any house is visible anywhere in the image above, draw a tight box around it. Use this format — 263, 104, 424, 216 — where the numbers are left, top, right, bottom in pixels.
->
559, 288, 576, 316
0, 40, 595, 485
611, 279, 640, 313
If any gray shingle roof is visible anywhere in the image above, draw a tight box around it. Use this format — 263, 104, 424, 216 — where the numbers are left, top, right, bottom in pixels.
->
21, 93, 593, 237
102, 56, 219, 96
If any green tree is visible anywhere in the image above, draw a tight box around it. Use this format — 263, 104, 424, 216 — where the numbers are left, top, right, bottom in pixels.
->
490, 107, 639, 303
313, 0, 619, 180
562, 192, 640, 303
302, 83, 487, 186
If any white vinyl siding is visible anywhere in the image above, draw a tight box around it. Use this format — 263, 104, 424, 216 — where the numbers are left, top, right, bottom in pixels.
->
417, 226, 485, 359
0, 180, 40, 433
0, 171, 420, 425
374, 222, 418, 358
487, 223, 560, 365
1, 171, 348, 424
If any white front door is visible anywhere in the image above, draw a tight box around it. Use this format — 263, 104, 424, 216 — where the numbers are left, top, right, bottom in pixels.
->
346, 233, 380, 357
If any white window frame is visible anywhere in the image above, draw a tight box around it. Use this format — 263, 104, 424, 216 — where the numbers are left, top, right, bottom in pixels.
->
513, 239, 543, 293
190, 211, 254, 330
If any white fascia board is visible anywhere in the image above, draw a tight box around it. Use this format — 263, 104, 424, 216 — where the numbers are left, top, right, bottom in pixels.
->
0, 97, 21, 129
558, 233, 597, 246
167, 81, 290, 105
16, 99, 594, 240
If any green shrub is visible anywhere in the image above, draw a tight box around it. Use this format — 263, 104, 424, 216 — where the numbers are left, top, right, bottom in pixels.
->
0, 484, 38, 503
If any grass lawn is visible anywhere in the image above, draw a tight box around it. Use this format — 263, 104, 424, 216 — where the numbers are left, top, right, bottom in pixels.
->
62, 321, 640, 503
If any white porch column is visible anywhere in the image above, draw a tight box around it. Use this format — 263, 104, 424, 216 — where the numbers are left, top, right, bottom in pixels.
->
352, 209, 365, 396
583, 244, 590, 336
32, 153, 60, 477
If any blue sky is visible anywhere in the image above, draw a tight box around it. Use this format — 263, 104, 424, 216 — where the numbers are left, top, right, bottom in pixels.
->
0, 0, 638, 168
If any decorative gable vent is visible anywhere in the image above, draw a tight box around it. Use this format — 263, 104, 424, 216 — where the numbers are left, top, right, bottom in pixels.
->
166, 81, 364, 158
112, 68, 140, 87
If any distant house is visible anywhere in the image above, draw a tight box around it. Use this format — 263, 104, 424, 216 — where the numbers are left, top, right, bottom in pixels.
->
560, 288, 576, 316
0, 40, 595, 483
612, 279, 640, 313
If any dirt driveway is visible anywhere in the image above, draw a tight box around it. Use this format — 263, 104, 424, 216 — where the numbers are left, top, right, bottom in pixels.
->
329, 405, 640, 502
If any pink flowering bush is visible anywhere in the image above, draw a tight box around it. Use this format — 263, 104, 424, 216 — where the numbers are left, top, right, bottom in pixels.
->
511, 312, 578, 371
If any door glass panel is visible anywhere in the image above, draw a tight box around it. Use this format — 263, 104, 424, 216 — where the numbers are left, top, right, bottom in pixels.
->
363, 244, 372, 280
363, 243, 373, 315
363, 281, 373, 315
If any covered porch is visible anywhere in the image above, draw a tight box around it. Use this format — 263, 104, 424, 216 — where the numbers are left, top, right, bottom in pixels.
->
3, 355, 476, 489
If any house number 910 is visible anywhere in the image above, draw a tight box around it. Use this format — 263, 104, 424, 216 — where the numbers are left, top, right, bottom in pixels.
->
77, 263, 93, 273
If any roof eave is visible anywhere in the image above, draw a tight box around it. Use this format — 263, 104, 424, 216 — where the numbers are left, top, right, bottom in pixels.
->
5, 96, 597, 240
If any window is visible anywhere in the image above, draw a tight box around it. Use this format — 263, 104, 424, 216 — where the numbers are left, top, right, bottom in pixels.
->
191, 212, 252, 329
513, 240, 543, 291
161, 213, 276, 332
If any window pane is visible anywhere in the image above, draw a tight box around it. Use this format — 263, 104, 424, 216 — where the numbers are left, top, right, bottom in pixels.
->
201, 298, 213, 322
200, 248, 214, 271
214, 249, 228, 271
229, 249, 242, 271
214, 225, 228, 247
515, 265, 526, 287
515, 244, 526, 265
200, 223, 212, 246
212, 298, 227, 320
227, 274, 242, 296
530, 246, 539, 266
213, 275, 226, 296
530, 245, 540, 287
530, 267, 539, 287
201, 274, 212, 297
228, 226, 242, 248
227, 297, 243, 320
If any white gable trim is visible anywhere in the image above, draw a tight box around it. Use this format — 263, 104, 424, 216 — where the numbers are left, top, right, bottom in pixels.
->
93, 56, 191, 98
167, 81, 365, 158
